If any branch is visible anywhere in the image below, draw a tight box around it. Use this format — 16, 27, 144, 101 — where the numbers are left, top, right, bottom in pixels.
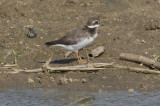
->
120, 53, 160, 69
113, 64, 160, 74
0, 67, 42, 74
42, 54, 107, 72
88, 46, 105, 57
1, 53, 160, 75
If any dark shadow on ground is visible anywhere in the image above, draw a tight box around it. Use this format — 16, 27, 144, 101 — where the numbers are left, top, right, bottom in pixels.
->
50, 58, 77, 64
37, 58, 77, 64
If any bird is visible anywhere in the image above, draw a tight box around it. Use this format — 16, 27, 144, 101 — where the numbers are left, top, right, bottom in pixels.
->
45, 17, 100, 64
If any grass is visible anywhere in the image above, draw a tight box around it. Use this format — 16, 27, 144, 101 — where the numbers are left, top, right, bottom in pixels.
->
1, 50, 23, 66
153, 54, 160, 62
1, 50, 12, 65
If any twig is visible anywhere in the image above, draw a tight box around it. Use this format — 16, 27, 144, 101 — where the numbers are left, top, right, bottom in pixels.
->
113, 64, 160, 74
3, 64, 17, 67
0, 67, 42, 74
0, 53, 160, 74
42, 54, 106, 72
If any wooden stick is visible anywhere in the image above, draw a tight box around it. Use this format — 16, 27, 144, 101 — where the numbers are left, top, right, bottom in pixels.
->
42, 54, 106, 72
42, 55, 160, 74
1, 62, 160, 74
0, 67, 42, 74
120, 53, 160, 69
113, 64, 160, 74
88, 46, 105, 57
0, 53, 160, 74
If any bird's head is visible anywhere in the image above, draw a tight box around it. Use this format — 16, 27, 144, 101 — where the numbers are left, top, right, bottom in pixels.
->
86, 17, 100, 29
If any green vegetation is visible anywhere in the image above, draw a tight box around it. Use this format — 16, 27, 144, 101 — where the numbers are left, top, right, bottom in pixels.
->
153, 55, 160, 62
1, 50, 23, 65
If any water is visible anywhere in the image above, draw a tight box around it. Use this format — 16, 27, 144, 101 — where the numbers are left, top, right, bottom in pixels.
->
0, 88, 160, 106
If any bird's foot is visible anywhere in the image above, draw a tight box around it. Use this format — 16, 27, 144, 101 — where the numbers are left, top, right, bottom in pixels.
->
78, 59, 88, 64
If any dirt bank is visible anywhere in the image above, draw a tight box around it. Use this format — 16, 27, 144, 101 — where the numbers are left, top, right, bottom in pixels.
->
0, 0, 160, 91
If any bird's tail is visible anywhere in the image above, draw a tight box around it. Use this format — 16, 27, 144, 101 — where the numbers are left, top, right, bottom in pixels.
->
45, 40, 59, 47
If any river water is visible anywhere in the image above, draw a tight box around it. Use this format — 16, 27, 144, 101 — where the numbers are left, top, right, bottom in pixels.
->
0, 88, 160, 106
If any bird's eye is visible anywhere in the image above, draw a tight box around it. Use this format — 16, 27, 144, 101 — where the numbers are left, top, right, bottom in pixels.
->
94, 20, 99, 25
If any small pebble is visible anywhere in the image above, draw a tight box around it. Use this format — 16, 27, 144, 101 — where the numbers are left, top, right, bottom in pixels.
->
128, 89, 134, 93
50, 77, 54, 82
82, 79, 87, 83
40, 37, 43, 39
68, 78, 73, 82
59, 77, 68, 85
27, 28, 37, 38
27, 78, 34, 83
141, 40, 146, 44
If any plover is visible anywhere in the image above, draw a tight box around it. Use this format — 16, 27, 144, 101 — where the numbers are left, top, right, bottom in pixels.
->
45, 17, 100, 64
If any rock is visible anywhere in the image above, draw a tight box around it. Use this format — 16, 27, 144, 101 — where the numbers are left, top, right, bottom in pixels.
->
66, 0, 78, 4
68, 78, 73, 82
24, 68, 28, 70
141, 40, 146, 44
40, 37, 43, 39
74, 79, 79, 81
27, 78, 34, 83
82, 79, 87, 83
58, 77, 68, 85
50, 77, 54, 82
128, 88, 134, 93
27, 28, 37, 38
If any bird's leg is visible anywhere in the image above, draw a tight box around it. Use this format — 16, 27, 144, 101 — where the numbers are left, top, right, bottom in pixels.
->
76, 51, 81, 62
76, 51, 88, 64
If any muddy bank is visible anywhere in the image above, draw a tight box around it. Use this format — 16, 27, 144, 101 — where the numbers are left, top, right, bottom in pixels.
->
1, 68, 160, 92
0, 0, 160, 91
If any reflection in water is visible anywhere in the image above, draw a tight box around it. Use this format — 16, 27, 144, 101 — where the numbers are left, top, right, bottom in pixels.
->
0, 88, 160, 106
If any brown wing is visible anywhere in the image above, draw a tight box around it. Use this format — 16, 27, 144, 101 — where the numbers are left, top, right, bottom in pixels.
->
56, 27, 89, 45
45, 26, 89, 46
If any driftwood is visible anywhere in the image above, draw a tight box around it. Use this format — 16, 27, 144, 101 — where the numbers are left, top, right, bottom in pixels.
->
0, 67, 42, 74
120, 53, 160, 70
113, 64, 160, 74
42, 56, 160, 74
1, 62, 160, 74
42, 54, 107, 72
42, 55, 160, 74
0, 53, 160, 74
64, 46, 105, 58
88, 46, 105, 57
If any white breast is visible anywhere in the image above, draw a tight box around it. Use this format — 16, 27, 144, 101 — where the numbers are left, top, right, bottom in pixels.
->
54, 33, 98, 51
